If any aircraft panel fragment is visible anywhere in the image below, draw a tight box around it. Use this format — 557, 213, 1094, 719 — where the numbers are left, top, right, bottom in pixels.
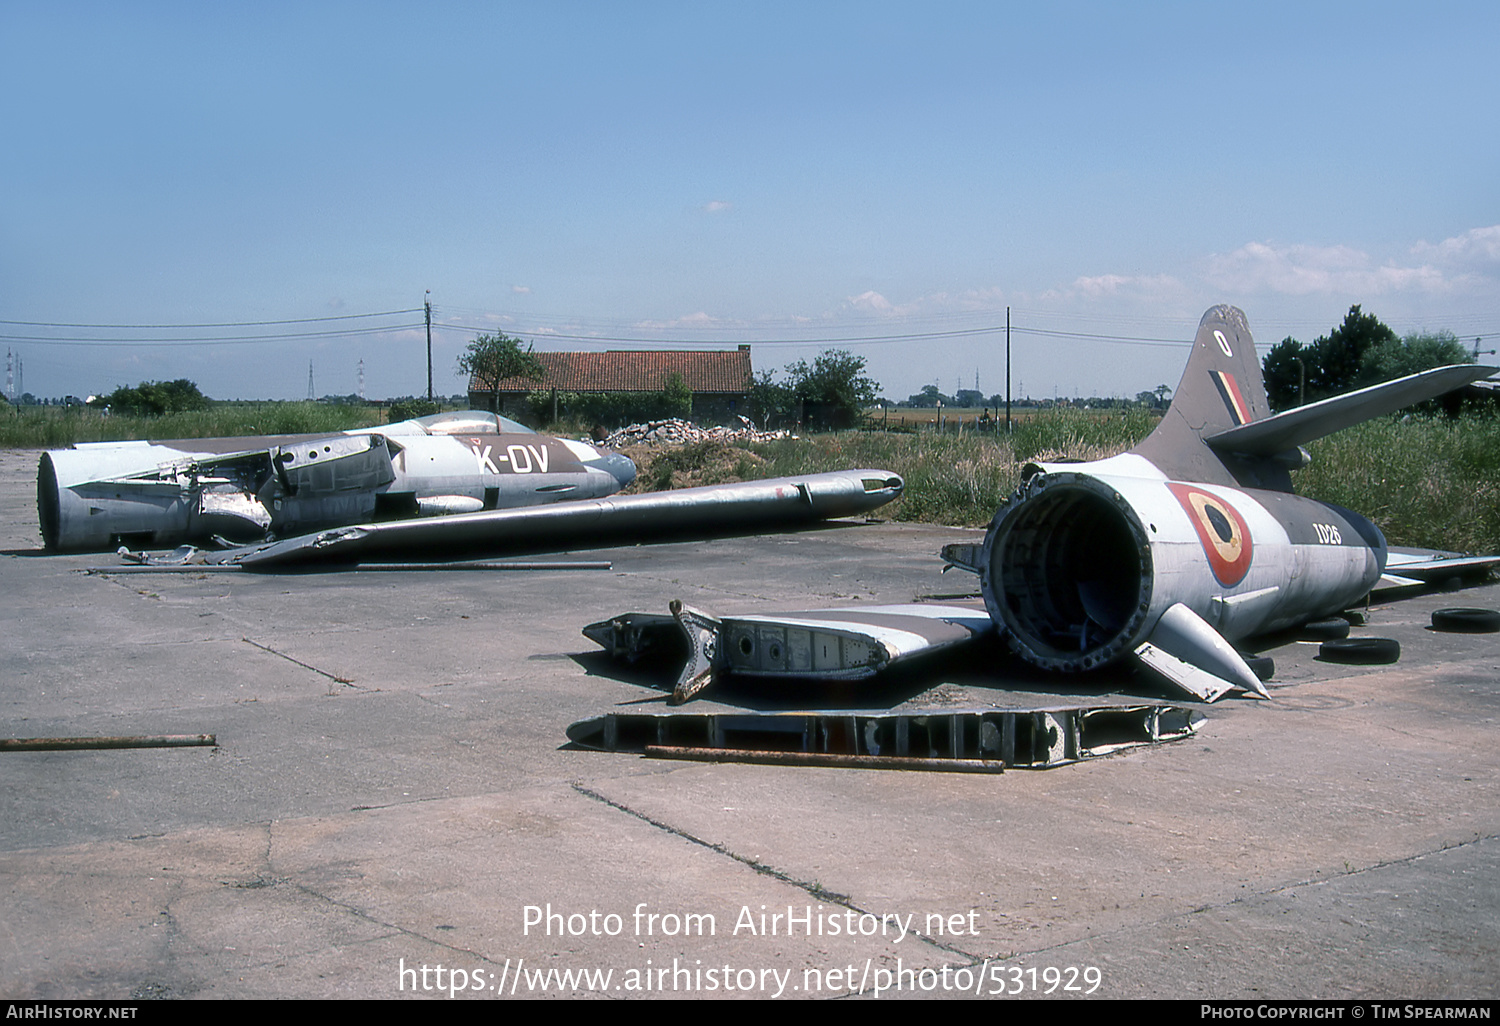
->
566, 705, 1202, 770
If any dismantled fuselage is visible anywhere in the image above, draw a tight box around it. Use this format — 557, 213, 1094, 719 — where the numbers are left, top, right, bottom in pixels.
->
582, 306, 1498, 706
39, 411, 637, 552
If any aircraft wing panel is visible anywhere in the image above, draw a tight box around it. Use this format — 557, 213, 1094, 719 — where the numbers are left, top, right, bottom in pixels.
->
1381, 548, 1500, 582
218, 469, 903, 567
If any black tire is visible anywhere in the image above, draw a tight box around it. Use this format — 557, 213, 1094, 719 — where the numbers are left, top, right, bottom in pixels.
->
1318, 637, 1400, 664
1431, 608, 1500, 634
1298, 618, 1350, 641
1237, 652, 1275, 681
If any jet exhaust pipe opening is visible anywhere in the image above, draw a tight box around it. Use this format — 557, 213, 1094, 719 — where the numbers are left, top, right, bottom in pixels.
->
983, 475, 1152, 672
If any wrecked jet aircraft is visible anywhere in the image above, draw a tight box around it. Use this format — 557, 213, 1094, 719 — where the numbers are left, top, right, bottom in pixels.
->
38, 410, 638, 552
972, 304, 1495, 701
584, 306, 1498, 704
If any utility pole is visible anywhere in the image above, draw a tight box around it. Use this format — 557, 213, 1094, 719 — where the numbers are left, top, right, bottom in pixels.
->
425, 291, 433, 402
307, 361, 315, 401
358, 359, 365, 401
1005, 306, 1012, 434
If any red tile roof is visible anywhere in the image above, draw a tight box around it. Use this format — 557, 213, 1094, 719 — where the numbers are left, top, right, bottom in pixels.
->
474, 347, 753, 395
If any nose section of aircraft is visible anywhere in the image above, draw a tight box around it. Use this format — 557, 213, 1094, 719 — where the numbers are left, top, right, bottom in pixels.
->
600, 451, 637, 489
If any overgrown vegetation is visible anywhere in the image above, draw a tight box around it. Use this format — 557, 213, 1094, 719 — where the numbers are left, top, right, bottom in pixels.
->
458, 333, 545, 412
1262, 306, 1474, 411
97, 379, 211, 416
6, 395, 1497, 553
629, 408, 1500, 553
751, 349, 880, 430
0, 401, 381, 447
1297, 413, 1500, 555
631, 409, 1160, 526
529, 373, 692, 427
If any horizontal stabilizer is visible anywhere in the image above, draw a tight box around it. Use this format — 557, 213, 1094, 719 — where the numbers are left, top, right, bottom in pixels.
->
1205, 365, 1497, 456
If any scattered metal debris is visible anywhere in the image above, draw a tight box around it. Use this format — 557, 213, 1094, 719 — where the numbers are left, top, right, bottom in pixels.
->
89, 558, 613, 574
584, 599, 994, 705
567, 706, 1202, 770
1, 734, 217, 752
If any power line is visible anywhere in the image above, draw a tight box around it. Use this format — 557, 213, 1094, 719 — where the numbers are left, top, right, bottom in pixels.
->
0, 308, 423, 330
430, 320, 1198, 348
0, 323, 425, 346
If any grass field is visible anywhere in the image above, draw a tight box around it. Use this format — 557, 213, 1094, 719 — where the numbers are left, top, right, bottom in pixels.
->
632, 409, 1500, 554
7, 400, 1497, 554
0, 401, 383, 448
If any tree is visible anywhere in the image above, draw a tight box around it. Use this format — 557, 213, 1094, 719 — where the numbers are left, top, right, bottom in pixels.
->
102, 379, 210, 416
1262, 336, 1311, 411
905, 384, 952, 408
749, 370, 795, 428
1354, 329, 1473, 388
1309, 305, 1398, 399
1262, 309, 1473, 412
785, 349, 880, 429
458, 333, 545, 413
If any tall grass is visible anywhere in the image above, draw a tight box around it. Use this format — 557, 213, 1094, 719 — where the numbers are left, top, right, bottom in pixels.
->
1297, 413, 1500, 554
644, 408, 1500, 552
0, 402, 383, 448
739, 409, 1160, 527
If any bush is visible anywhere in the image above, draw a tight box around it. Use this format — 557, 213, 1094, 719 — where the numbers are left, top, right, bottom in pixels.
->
388, 398, 441, 422
528, 374, 692, 428
101, 379, 210, 416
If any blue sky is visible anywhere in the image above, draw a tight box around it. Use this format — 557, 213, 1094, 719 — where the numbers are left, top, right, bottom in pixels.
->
3, 2, 1496, 403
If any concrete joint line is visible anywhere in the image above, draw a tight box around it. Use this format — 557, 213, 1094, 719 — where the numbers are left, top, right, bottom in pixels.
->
569, 782, 972, 958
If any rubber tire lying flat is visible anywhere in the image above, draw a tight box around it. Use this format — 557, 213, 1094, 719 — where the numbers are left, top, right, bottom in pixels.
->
1298, 618, 1351, 641
1431, 607, 1500, 633
1318, 637, 1401, 664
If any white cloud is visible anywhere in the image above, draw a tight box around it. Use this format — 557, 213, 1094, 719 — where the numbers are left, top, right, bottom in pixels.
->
511, 285, 532, 295
703, 200, 731, 213
1205, 240, 1452, 296
634, 311, 720, 330
1410, 225, 1500, 267
847, 290, 896, 314
1069, 273, 1186, 300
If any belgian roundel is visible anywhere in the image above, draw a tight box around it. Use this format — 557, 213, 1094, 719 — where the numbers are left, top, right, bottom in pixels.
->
1167, 482, 1252, 586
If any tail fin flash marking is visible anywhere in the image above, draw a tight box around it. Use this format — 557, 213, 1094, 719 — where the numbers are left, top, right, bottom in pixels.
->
1129, 305, 1274, 488
1211, 371, 1253, 426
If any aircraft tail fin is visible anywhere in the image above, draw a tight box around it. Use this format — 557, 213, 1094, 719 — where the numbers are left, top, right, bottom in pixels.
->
1129, 305, 1280, 488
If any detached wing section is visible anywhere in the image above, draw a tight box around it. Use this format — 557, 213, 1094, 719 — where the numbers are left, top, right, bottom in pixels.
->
584, 598, 993, 704
215, 469, 904, 567
1378, 547, 1500, 589
1205, 365, 1497, 456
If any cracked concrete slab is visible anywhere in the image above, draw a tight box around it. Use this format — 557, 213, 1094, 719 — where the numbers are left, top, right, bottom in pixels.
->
2, 447, 1499, 999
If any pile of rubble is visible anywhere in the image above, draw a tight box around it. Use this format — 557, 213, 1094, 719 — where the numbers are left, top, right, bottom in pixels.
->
600, 418, 794, 448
